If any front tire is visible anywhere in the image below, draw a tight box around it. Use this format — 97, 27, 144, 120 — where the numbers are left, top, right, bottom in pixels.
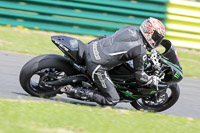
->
131, 84, 180, 112
19, 54, 75, 98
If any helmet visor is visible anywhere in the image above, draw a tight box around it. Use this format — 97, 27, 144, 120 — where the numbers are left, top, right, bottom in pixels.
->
152, 30, 164, 47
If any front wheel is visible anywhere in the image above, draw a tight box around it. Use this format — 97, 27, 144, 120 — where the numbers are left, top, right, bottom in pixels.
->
130, 84, 180, 112
19, 54, 75, 98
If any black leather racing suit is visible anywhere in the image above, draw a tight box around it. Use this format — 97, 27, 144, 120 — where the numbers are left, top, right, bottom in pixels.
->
84, 26, 150, 105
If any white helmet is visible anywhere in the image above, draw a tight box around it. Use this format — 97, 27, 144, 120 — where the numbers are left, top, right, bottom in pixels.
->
140, 17, 165, 49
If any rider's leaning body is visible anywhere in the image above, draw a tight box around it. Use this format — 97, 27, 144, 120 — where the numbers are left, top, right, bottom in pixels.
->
66, 17, 165, 105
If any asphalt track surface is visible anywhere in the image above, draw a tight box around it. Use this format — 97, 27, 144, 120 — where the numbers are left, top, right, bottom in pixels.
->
0, 51, 200, 118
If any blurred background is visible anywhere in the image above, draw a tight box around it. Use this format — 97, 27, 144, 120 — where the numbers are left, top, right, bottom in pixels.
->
0, 0, 199, 50
0, 1, 200, 132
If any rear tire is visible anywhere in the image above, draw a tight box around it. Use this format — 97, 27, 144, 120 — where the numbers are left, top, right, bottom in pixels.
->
131, 84, 180, 112
19, 54, 75, 98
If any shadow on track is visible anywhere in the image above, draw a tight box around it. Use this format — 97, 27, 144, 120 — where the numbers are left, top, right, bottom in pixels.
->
12, 91, 131, 110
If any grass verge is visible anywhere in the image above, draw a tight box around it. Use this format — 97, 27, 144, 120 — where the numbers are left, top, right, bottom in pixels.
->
0, 98, 200, 133
0, 25, 199, 78
0, 25, 94, 55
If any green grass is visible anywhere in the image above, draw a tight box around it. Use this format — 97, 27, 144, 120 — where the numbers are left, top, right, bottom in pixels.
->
0, 98, 200, 133
176, 50, 200, 77
0, 25, 92, 55
0, 25, 199, 78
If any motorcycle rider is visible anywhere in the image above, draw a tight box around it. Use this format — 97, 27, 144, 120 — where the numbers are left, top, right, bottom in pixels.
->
66, 17, 165, 105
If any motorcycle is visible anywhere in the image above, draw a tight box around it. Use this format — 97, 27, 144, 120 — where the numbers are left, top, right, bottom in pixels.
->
19, 35, 183, 112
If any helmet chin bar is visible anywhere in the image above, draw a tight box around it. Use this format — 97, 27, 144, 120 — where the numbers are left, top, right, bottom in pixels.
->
146, 45, 153, 52
139, 30, 154, 52
142, 36, 153, 52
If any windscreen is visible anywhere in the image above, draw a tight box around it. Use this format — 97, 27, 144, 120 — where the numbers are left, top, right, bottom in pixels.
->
160, 39, 182, 69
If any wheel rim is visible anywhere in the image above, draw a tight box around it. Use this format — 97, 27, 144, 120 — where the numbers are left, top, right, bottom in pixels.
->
28, 67, 67, 95
135, 88, 173, 110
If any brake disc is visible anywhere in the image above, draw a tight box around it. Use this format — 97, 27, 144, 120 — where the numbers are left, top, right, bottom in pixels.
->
142, 93, 168, 106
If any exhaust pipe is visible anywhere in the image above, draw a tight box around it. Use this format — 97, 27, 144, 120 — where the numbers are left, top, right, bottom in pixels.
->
46, 75, 89, 86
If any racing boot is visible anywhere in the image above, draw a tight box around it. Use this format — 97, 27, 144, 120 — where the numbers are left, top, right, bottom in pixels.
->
62, 85, 94, 100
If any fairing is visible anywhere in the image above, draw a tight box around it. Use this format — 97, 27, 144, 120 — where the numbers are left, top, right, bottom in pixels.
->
160, 39, 182, 69
160, 39, 183, 84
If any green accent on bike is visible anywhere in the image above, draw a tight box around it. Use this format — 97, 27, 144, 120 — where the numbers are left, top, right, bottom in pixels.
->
174, 72, 180, 79
150, 90, 157, 95
64, 55, 74, 64
144, 62, 148, 66
113, 82, 118, 88
70, 59, 75, 65
120, 91, 140, 100
161, 58, 182, 72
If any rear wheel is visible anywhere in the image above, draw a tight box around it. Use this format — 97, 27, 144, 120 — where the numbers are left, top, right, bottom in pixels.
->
130, 84, 180, 112
19, 54, 75, 98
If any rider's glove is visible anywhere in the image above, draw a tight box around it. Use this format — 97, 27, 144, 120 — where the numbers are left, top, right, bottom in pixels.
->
145, 76, 160, 90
